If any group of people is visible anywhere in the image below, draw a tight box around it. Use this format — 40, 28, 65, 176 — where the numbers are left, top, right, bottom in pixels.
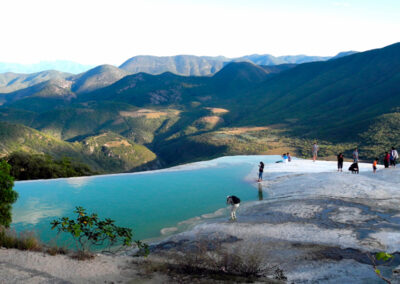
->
338, 147, 399, 174
282, 152, 292, 163
313, 142, 399, 173
227, 144, 400, 221
383, 147, 399, 168
336, 148, 360, 173
258, 153, 292, 182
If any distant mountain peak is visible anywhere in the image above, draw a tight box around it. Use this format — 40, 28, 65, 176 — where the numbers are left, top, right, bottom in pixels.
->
213, 61, 267, 79
330, 51, 359, 60
69, 65, 128, 94
0, 60, 95, 74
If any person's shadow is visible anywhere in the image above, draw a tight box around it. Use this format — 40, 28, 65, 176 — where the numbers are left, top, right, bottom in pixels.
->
258, 183, 263, 201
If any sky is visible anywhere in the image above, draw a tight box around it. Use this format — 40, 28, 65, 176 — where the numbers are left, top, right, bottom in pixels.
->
0, 0, 399, 65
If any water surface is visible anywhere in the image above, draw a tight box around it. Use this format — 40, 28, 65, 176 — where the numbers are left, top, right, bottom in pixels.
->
11, 155, 279, 243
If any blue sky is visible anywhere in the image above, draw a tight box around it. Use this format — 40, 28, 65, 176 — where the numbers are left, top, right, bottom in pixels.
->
0, 0, 399, 65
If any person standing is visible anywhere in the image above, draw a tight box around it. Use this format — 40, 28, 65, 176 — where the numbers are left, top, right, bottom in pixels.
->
373, 158, 378, 173
337, 153, 344, 172
353, 148, 359, 163
226, 195, 240, 221
258, 162, 264, 182
384, 152, 390, 168
312, 143, 319, 162
390, 147, 399, 167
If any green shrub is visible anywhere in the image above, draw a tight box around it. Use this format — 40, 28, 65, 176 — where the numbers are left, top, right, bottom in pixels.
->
51, 206, 148, 255
0, 160, 18, 227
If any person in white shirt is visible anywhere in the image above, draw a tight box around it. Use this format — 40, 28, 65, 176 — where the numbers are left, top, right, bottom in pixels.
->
390, 147, 399, 167
312, 143, 319, 162
353, 148, 359, 163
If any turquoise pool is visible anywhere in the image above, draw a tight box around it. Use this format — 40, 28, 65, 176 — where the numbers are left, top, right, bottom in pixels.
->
11, 155, 279, 244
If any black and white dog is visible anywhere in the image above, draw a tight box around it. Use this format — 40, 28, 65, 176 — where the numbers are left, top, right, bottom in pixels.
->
226, 195, 241, 220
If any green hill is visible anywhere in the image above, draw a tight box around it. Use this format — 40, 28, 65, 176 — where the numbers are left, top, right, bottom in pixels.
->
0, 122, 157, 174
81, 132, 158, 172
0, 121, 88, 162
360, 112, 400, 158
225, 42, 400, 141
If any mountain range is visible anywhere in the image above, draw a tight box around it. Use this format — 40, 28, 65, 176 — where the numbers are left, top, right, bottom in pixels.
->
0, 43, 398, 173
117, 53, 344, 76
0, 51, 356, 79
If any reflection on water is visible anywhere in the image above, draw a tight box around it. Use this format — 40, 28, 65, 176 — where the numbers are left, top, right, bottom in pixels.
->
12, 198, 65, 225
66, 176, 93, 189
258, 183, 264, 200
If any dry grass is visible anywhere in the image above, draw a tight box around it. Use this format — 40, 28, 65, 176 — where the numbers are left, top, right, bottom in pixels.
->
104, 139, 131, 147
93, 133, 108, 139
119, 109, 170, 119
0, 226, 71, 257
197, 116, 224, 127
138, 240, 284, 283
0, 227, 41, 251
71, 250, 95, 261
46, 245, 68, 256
217, 126, 270, 135
204, 107, 229, 114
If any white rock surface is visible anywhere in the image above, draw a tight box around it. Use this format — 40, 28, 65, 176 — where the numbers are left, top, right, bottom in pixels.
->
160, 159, 400, 283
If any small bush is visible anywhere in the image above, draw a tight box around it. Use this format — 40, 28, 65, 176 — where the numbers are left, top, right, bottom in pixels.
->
51, 206, 147, 255
46, 245, 68, 256
147, 240, 281, 282
17, 231, 41, 251
0, 226, 41, 251
71, 250, 95, 261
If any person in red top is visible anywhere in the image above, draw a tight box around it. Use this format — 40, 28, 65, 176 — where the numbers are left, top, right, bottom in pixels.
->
373, 158, 378, 173
384, 152, 390, 168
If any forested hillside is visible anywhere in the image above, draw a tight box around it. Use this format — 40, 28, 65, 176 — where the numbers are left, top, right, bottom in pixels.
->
0, 43, 399, 173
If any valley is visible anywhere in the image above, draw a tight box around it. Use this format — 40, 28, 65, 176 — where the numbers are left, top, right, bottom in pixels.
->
0, 43, 399, 177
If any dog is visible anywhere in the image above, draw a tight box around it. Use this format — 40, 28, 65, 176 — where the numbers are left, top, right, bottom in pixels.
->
349, 162, 359, 174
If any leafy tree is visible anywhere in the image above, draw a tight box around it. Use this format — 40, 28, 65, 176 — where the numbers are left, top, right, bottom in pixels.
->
51, 206, 148, 255
0, 160, 18, 227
